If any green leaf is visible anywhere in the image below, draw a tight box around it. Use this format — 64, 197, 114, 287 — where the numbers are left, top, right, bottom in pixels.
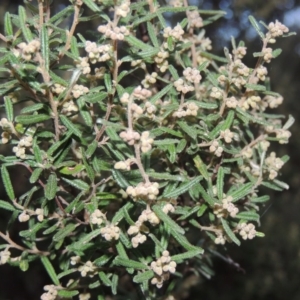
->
18, 6, 33, 41
147, 22, 159, 47
216, 167, 224, 200
169, 228, 200, 251
15, 114, 50, 125
272, 48, 282, 58
29, 168, 43, 183
41, 256, 60, 285
154, 138, 180, 146
4, 96, 13, 122
4, 12, 13, 36
221, 218, 240, 246
221, 110, 235, 130
61, 177, 90, 191
152, 205, 185, 234
113, 256, 148, 269
197, 204, 208, 217
171, 248, 203, 263
149, 84, 173, 104
111, 274, 118, 295
248, 16, 264, 39
45, 173, 57, 200
1, 166, 15, 201
41, 25, 49, 71
245, 83, 266, 91
251, 195, 270, 203
60, 115, 82, 137
194, 155, 209, 180
82, 0, 101, 11
21, 103, 46, 114
53, 223, 77, 241
57, 290, 79, 298
229, 182, 253, 202
98, 271, 112, 286
19, 260, 29, 272
133, 270, 155, 284
111, 169, 130, 189
68, 229, 102, 250
125, 35, 155, 51
94, 254, 113, 267
178, 121, 197, 140
0, 200, 15, 211
162, 176, 201, 199
235, 211, 260, 222
112, 202, 133, 223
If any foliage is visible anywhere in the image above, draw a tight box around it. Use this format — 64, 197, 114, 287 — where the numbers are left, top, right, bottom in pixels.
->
0, 0, 294, 299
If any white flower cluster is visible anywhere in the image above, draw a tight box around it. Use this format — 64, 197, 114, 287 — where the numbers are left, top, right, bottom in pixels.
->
275, 129, 291, 144
144, 102, 157, 119
237, 223, 256, 240
133, 86, 152, 100
120, 129, 140, 145
35, 208, 44, 222
232, 46, 247, 59
169, 0, 183, 7
214, 232, 227, 245
210, 87, 223, 99
256, 65, 268, 81
174, 78, 194, 94
127, 208, 160, 247
213, 195, 239, 218
150, 251, 177, 288
225, 96, 238, 109
220, 129, 234, 143
241, 147, 253, 159
90, 209, 106, 225
18, 211, 30, 222
13, 135, 33, 159
115, 0, 131, 18
86, 66, 106, 81
173, 102, 199, 118
262, 47, 274, 63
264, 95, 283, 109
267, 20, 289, 40
0, 250, 11, 265
183, 67, 202, 84
140, 131, 154, 153
265, 151, 284, 180
85, 41, 111, 63
234, 60, 250, 77
72, 84, 89, 99
14, 40, 40, 61
154, 50, 169, 72
51, 83, 66, 95
78, 260, 97, 277
186, 10, 203, 28
126, 182, 159, 201
114, 158, 132, 171
241, 95, 261, 110
100, 223, 120, 241
131, 102, 143, 119
142, 72, 158, 88
61, 100, 79, 117
79, 293, 91, 300
70, 255, 81, 265
75, 57, 91, 74
209, 140, 223, 157
98, 23, 129, 40
0, 118, 13, 144
41, 285, 58, 300
163, 24, 184, 40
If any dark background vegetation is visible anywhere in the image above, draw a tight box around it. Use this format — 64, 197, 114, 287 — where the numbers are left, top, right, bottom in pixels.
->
0, 0, 300, 299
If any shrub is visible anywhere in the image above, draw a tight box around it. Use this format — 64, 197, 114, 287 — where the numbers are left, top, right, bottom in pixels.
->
0, 0, 294, 299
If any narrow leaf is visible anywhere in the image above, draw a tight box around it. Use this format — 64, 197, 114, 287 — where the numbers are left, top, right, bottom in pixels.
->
4, 96, 13, 122
45, 173, 57, 200
113, 256, 148, 270
53, 223, 77, 241
133, 270, 155, 284
152, 205, 185, 234
15, 114, 50, 125
1, 166, 15, 201
0, 200, 15, 211
216, 167, 224, 200
40, 256, 60, 285
41, 25, 49, 70
171, 248, 203, 263
221, 218, 240, 246
60, 115, 82, 137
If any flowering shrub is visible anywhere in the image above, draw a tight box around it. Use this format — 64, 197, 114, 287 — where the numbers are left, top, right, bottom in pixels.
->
0, 0, 294, 299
